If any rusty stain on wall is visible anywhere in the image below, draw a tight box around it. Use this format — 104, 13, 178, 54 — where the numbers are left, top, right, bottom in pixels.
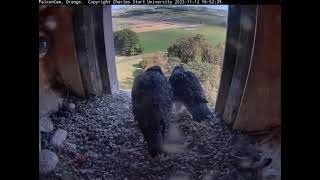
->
39, 6, 85, 115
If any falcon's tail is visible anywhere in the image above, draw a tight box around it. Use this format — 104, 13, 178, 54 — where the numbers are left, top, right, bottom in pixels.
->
189, 103, 214, 122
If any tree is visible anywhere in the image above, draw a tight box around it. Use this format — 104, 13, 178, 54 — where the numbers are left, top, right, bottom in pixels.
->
166, 35, 226, 106
167, 34, 225, 65
113, 29, 144, 56
167, 34, 208, 63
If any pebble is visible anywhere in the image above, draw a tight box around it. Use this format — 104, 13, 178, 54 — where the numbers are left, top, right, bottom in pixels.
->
64, 142, 77, 154
39, 116, 54, 132
51, 129, 67, 147
40, 92, 261, 180
39, 149, 59, 174
68, 103, 76, 111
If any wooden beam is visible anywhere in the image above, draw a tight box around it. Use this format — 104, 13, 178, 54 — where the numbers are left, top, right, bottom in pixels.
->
102, 5, 119, 94
215, 5, 241, 116
233, 5, 281, 131
73, 6, 100, 95
73, 6, 118, 95
223, 5, 257, 125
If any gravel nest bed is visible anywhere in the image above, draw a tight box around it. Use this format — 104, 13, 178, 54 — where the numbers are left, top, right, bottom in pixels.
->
40, 92, 259, 180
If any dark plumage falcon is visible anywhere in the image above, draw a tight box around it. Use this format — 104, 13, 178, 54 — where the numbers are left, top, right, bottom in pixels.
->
131, 66, 172, 157
169, 65, 213, 121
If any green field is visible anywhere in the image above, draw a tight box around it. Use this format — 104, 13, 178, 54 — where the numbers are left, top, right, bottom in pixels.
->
138, 25, 227, 54
113, 6, 227, 93
116, 25, 227, 90
116, 57, 143, 90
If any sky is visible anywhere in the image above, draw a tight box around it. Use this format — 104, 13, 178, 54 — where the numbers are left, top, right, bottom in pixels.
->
111, 5, 228, 11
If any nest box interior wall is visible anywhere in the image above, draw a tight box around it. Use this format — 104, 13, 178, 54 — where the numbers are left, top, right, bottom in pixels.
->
216, 5, 281, 132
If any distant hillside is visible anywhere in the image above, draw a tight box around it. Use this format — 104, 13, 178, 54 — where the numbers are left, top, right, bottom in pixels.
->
112, 5, 228, 27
